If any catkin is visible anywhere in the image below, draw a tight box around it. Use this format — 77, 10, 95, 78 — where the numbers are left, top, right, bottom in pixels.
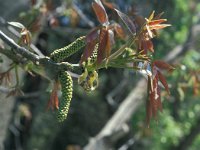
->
57, 71, 73, 122
89, 43, 98, 63
50, 36, 86, 62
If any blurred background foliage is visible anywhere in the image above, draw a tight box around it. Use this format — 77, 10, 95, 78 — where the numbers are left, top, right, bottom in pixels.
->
0, 0, 200, 150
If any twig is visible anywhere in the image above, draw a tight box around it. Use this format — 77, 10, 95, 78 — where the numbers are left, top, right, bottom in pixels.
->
0, 30, 83, 79
0, 30, 39, 63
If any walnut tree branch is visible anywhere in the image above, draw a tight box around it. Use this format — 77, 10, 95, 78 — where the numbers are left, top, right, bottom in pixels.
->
0, 30, 39, 63
0, 30, 82, 79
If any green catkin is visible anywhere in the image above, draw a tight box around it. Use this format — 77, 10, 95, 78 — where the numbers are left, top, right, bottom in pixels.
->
57, 71, 73, 122
89, 43, 98, 63
50, 36, 86, 62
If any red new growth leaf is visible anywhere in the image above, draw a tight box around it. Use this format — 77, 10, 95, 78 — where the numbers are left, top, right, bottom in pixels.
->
97, 28, 109, 64
140, 39, 154, 53
146, 74, 163, 126
102, 0, 117, 9
81, 40, 96, 63
80, 28, 99, 63
149, 19, 167, 26
86, 27, 99, 43
154, 60, 174, 71
92, 0, 109, 25
47, 82, 59, 110
157, 70, 170, 94
114, 23, 125, 39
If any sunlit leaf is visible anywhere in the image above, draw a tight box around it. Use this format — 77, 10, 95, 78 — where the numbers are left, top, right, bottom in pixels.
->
148, 11, 155, 21
115, 9, 136, 36
149, 19, 167, 26
8, 21, 25, 29
149, 24, 171, 30
92, 0, 109, 25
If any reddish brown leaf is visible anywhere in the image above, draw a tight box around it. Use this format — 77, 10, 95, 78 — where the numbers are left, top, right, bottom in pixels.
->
149, 24, 171, 30
80, 41, 96, 63
157, 70, 170, 94
146, 75, 162, 126
139, 39, 154, 53
97, 28, 108, 64
149, 19, 167, 26
47, 82, 59, 110
86, 28, 99, 43
154, 60, 174, 71
114, 23, 125, 38
102, 0, 117, 9
148, 75, 153, 93
92, 0, 109, 25
115, 9, 136, 36
105, 32, 111, 58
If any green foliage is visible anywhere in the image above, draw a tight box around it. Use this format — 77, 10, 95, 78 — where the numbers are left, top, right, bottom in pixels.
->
50, 36, 86, 62
57, 71, 73, 122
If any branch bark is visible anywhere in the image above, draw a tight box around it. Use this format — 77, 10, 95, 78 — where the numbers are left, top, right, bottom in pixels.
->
0, 30, 83, 80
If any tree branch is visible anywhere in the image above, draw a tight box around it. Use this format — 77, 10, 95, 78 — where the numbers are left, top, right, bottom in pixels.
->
0, 30, 39, 63
0, 30, 83, 80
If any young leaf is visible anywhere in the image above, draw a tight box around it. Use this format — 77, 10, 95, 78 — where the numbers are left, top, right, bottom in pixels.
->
92, 0, 109, 25
114, 23, 125, 38
20, 28, 32, 46
47, 82, 59, 110
97, 28, 108, 64
8, 22, 25, 29
115, 9, 136, 36
140, 39, 154, 53
154, 60, 174, 71
81, 40, 96, 63
86, 27, 99, 43
157, 70, 170, 94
